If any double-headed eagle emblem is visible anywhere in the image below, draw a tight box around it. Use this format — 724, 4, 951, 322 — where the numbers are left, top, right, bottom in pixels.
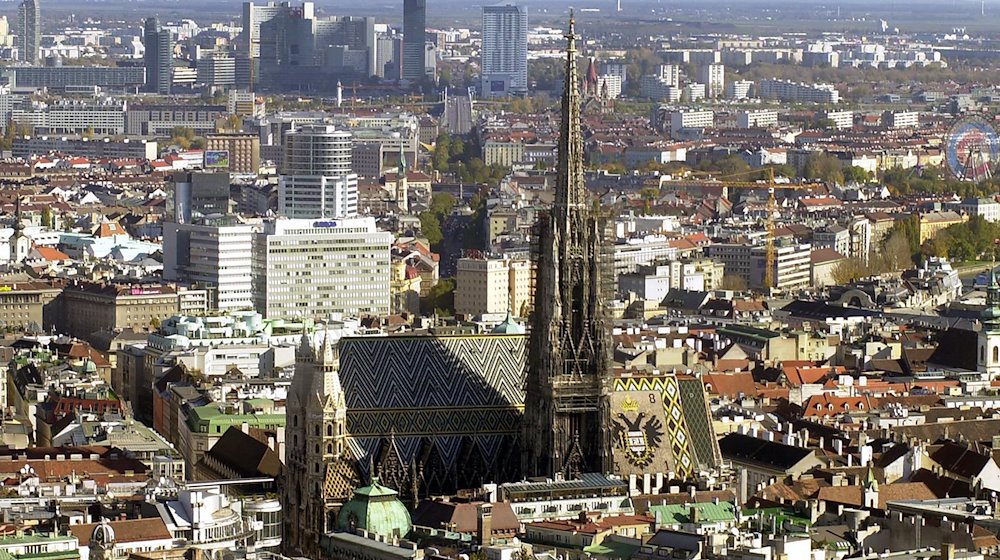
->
613, 397, 664, 468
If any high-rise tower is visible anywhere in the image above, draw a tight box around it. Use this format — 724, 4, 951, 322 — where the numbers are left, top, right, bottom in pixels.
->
523, 13, 612, 480
143, 17, 172, 95
16, 0, 40, 65
401, 0, 427, 82
481, 3, 528, 97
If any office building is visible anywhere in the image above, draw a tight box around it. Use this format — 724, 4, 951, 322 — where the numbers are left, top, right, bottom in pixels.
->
480, 3, 528, 97
257, 9, 376, 90
228, 90, 263, 116
15, 0, 40, 65
126, 103, 227, 136
12, 135, 157, 160
0, 66, 146, 90
278, 124, 357, 219
401, 0, 427, 81
454, 255, 533, 317
196, 56, 237, 87
13, 97, 127, 135
242, 1, 298, 58
163, 216, 256, 312
699, 63, 724, 98
707, 240, 812, 290
143, 17, 172, 95
253, 217, 391, 319
205, 133, 261, 174
171, 171, 234, 223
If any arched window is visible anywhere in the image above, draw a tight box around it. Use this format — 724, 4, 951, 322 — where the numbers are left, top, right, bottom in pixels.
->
315, 444, 320, 454
314, 425, 320, 437
993, 345, 998, 363
327, 443, 333, 454
327, 424, 333, 437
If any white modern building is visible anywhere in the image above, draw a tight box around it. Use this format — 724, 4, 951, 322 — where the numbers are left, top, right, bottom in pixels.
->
253, 217, 391, 320
597, 74, 622, 99
956, 198, 1000, 223
670, 109, 714, 133
736, 109, 778, 128
278, 124, 358, 219
882, 110, 919, 129
726, 80, 753, 100
758, 79, 840, 103
822, 110, 854, 130
656, 64, 680, 87
163, 216, 257, 312
480, 3, 528, 97
699, 63, 725, 98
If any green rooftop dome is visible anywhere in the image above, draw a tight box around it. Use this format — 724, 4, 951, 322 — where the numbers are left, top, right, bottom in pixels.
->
492, 311, 525, 335
336, 477, 412, 540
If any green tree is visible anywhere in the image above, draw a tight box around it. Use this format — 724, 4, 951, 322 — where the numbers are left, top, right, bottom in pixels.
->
429, 192, 457, 216
421, 278, 455, 315
803, 153, 845, 184
419, 211, 443, 248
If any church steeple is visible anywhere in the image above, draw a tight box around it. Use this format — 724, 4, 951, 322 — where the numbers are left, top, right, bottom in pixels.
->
979, 242, 1000, 378
556, 11, 587, 211
523, 12, 612, 480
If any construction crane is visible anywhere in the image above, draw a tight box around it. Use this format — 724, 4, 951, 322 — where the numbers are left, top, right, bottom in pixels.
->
661, 168, 815, 290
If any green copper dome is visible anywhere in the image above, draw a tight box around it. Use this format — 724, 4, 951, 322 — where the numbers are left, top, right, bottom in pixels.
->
492, 311, 526, 335
336, 478, 412, 539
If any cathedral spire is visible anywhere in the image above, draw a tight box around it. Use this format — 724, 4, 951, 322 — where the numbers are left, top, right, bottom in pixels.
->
523, 12, 611, 480
556, 10, 586, 211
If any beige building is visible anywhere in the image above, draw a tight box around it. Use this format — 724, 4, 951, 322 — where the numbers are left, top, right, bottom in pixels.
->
455, 256, 533, 317
919, 210, 967, 243
483, 141, 525, 167
204, 133, 261, 174
0, 280, 62, 332
60, 282, 205, 340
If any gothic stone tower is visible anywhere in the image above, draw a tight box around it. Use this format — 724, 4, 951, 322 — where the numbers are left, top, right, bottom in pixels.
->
523, 13, 613, 480
283, 334, 360, 556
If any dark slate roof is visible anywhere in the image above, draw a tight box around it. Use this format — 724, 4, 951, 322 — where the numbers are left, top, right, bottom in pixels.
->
928, 328, 978, 371
929, 442, 990, 479
874, 443, 910, 469
780, 300, 876, 320
890, 418, 1000, 446
204, 427, 282, 478
909, 468, 974, 498
718, 432, 814, 471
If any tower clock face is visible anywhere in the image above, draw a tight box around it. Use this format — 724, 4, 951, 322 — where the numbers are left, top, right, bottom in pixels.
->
94, 530, 105, 546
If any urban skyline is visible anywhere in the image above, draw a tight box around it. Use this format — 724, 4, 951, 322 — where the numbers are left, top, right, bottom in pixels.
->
0, 2, 999, 560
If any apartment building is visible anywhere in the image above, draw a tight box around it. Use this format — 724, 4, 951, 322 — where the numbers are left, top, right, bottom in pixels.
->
454, 255, 533, 317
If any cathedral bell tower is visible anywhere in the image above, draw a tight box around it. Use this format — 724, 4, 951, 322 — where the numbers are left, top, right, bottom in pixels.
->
283, 333, 353, 556
522, 12, 613, 480
979, 256, 1000, 379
